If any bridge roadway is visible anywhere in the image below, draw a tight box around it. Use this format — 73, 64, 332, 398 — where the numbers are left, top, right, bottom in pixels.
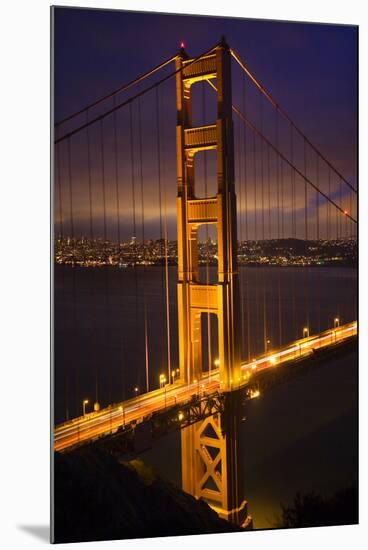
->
54, 321, 357, 452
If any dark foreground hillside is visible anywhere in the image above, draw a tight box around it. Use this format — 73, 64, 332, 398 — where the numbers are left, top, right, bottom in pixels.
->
53, 447, 241, 543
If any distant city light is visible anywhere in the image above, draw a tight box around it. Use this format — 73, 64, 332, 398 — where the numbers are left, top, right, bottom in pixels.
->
54, 237, 356, 268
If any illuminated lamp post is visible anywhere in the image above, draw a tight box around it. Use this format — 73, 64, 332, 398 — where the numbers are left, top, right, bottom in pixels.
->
82, 399, 89, 416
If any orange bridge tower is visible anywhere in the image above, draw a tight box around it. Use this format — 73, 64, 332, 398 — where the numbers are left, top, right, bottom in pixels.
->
176, 38, 251, 527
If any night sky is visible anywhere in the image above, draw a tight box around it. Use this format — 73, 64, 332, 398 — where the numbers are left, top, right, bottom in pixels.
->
53, 7, 357, 240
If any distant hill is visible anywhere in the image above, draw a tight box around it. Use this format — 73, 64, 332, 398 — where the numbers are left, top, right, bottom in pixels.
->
53, 447, 241, 543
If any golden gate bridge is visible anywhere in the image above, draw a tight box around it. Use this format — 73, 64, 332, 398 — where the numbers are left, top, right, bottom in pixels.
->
53, 38, 357, 527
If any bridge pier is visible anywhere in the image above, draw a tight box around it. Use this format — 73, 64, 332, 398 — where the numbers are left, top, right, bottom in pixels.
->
181, 390, 251, 528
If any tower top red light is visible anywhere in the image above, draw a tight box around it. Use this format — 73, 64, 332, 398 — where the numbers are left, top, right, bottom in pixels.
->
180, 41, 185, 49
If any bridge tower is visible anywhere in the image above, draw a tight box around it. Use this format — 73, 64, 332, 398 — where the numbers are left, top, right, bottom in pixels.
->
176, 39, 251, 527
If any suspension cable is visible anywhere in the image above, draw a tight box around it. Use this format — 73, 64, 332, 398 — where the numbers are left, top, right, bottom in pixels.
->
55, 54, 177, 127
231, 48, 357, 194
204, 77, 357, 225
55, 42, 221, 144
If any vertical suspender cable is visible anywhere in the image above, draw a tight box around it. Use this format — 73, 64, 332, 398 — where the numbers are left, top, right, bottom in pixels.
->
160, 84, 172, 385
335, 174, 339, 241
56, 144, 68, 420
316, 156, 320, 241
113, 100, 121, 245
242, 77, 251, 362
67, 138, 75, 244
86, 109, 94, 241
335, 175, 340, 323
113, 98, 126, 407
100, 119, 109, 411
316, 155, 321, 332
129, 103, 140, 392
290, 123, 297, 340
253, 131, 257, 243
266, 142, 274, 349
155, 87, 167, 382
253, 131, 260, 353
327, 167, 331, 241
67, 137, 79, 425
303, 138, 310, 335
275, 112, 282, 347
86, 109, 98, 406
138, 95, 149, 393
129, 103, 137, 241
267, 144, 271, 240
349, 188, 353, 239
237, 120, 245, 361
259, 90, 267, 353
280, 155, 285, 240
339, 177, 343, 240
57, 145, 64, 241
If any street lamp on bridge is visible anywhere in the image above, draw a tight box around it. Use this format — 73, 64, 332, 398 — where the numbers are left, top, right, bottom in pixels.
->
159, 373, 166, 389
82, 399, 89, 416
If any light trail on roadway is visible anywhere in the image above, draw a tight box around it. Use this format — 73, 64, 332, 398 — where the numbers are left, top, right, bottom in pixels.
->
54, 321, 357, 452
